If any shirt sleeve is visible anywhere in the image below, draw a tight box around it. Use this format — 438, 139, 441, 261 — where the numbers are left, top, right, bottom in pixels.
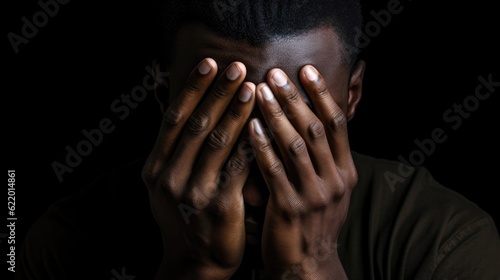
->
344, 152, 500, 280
428, 215, 500, 280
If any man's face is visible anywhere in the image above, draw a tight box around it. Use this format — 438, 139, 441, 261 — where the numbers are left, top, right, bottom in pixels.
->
164, 23, 354, 245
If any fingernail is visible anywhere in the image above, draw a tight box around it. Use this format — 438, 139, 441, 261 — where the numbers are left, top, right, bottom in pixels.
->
260, 85, 274, 101
198, 60, 211, 75
252, 119, 264, 135
305, 66, 318, 81
272, 70, 288, 87
239, 86, 252, 102
226, 64, 241, 81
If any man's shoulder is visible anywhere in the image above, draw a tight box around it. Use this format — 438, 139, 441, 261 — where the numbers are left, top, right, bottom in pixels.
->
350, 150, 493, 229
343, 151, 499, 279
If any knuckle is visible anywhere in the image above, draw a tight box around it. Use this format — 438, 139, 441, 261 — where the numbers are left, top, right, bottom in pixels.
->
264, 160, 284, 178
159, 172, 179, 194
330, 178, 348, 199
227, 107, 243, 120
227, 155, 248, 175
315, 83, 330, 99
273, 195, 305, 218
306, 191, 329, 210
328, 109, 347, 131
287, 137, 307, 157
345, 168, 358, 190
285, 89, 301, 103
211, 82, 232, 99
184, 188, 211, 210
239, 141, 256, 163
332, 185, 347, 199
269, 105, 285, 119
184, 77, 203, 94
141, 163, 157, 187
207, 127, 230, 151
163, 106, 184, 127
307, 120, 325, 140
217, 170, 232, 190
351, 172, 359, 189
187, 111, 211, 134
256, 138, 273, 153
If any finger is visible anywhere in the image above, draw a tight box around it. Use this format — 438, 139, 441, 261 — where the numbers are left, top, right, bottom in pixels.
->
182, 139, 252, 216
253, 83, 318, 193
221, 139, 254, 195
144, 58, 217, 181
300, 65, 353, 171
205, 141, 251, 257
168, 62, 247, 182
192, 82, 256, 191
248, 118, 294, 197
266, 69, 335, 177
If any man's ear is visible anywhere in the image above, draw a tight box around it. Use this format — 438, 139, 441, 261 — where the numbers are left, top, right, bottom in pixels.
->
152, 59, 170, 114
346, 60, 365, 121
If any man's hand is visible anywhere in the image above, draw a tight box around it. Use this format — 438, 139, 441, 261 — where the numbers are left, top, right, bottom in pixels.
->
142, 58, 256, 279
249, 66, 357, 279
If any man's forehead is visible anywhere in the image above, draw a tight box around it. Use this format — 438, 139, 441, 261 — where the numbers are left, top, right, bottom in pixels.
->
169, 23, 347, 84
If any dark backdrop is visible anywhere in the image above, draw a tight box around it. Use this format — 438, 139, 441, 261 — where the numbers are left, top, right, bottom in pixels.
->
4, 0, 499, 277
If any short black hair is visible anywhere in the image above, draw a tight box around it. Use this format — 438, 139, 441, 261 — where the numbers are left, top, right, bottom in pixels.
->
158, 0, 363, 70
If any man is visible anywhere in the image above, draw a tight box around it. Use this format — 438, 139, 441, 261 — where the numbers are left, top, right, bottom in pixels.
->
17, 1, 499, 279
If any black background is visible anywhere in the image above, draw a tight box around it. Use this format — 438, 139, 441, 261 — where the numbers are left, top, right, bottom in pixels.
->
4, 0, 499, 277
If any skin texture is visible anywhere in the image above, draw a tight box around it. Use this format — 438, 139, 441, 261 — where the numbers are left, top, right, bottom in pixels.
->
142, 23, 366, 279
